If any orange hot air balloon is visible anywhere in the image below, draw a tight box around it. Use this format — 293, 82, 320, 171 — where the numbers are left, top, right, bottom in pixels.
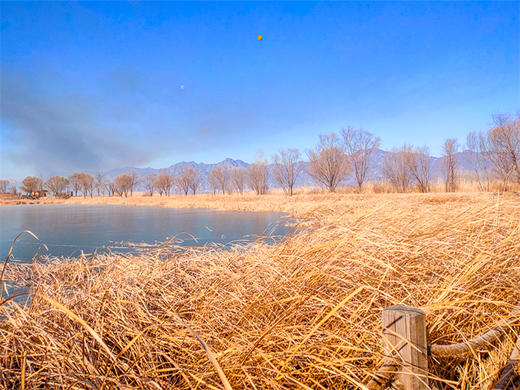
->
258, 35, 262, 40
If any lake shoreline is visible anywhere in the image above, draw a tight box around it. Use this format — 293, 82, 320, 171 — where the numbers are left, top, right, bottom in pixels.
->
1, 191, 516, 218
1, 204, 290, 262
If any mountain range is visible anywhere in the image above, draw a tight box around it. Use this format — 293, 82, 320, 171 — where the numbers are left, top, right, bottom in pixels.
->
104, 149, 480, 192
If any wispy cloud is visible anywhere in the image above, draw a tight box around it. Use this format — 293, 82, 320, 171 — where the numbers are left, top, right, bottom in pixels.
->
0, 65, 281, 179
0, 68, 156, 177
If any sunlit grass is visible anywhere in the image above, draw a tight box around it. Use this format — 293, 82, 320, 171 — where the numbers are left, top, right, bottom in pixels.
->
1, 193, 519, 388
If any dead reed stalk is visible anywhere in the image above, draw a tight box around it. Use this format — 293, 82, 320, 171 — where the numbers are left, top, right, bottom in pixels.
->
1, 193, 519, 389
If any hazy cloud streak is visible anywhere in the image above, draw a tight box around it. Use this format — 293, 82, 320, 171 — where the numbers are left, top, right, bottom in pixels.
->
1, 69, 154, 177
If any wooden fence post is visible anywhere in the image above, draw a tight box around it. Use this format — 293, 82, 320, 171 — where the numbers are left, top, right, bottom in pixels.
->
382, 305, 429, 390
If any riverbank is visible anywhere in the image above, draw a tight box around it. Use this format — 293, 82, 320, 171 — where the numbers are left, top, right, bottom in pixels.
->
1, 193, 519, 388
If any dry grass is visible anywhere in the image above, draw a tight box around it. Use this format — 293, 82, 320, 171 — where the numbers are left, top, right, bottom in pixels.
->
1, 193, 519, 389
0, 191, 300, 212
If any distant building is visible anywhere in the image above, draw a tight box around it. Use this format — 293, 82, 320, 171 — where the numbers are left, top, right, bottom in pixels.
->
32, 190, 48, 198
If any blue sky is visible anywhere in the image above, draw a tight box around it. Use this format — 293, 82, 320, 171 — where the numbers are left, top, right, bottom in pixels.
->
1, 1, 518, 179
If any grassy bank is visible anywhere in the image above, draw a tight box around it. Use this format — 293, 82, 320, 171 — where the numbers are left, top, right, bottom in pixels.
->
2, 189, 519, 216
1, 193, 519, 389
0, 191, 310, 214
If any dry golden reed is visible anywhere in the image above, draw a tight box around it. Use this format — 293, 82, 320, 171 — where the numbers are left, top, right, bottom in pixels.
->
0, 192, 519, 389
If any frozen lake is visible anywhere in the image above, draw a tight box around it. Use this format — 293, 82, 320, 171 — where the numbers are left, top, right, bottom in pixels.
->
0, 204, 290, 262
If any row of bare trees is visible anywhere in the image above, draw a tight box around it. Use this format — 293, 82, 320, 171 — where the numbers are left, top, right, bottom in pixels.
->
382, 145, 433, 193
382, 139, 469, 193
232, 128, 380, 196
14, 172, 130, 197
466, 114, 520, 191
19, 173, 98, 197
140, 168, 201, 196
106, 168, 203, 197
208, 163, 269, 195
207, 157, 299, 197
381, 114, 519, 193
12, 168, 215, 198
15, 127, 382, 198
9, 113, 518, 196
306, 114, 518, 193
307, 128, 381, 193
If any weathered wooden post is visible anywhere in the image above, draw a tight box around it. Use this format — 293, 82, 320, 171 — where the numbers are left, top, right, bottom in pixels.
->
382, 305, 429, 390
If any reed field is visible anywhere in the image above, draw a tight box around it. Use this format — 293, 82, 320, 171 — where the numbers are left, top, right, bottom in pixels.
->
1, 192, 519, 389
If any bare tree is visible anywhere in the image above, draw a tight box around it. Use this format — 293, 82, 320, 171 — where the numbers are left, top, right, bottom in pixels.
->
442, 138, 458, 192
144, 173, 158, 196
273, 148, 302, 196
0, 180, 9, 193
21, 176, 43, 194
176, 170, 190, 196
230, 167, 247, 194
176, 167, 199, 195
342, 127, 380, 192
382, 146, 412, 193
466, 131, 492, 191
77, 173, 94, 197
128, 170, 140, 196
156, 171, 175, 196
405, 146, 432, 193
95, 173, 105, 196
486, 114, 520, 189
69, 173, 82, 196
248, 161, 269, 195
107, 181, 117, 197
209, 166, 229, 194
45, 176, 70, 196
113, 174, 133, 197
307, 134, 350, 192
208, 170, 219, 194
190, 171, 202, 195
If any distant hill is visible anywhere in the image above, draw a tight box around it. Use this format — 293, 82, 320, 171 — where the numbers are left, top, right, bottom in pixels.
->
104, 149, 482, 192
105, 158, 250, 192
